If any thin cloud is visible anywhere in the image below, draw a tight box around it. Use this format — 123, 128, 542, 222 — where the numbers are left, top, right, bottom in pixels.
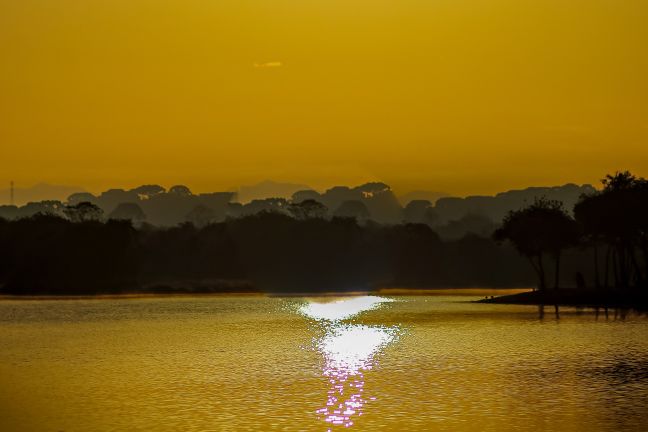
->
253, 61, 283, 68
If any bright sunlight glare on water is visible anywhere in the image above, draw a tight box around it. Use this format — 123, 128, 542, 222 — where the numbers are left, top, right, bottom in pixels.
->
299, 296, 393, 322
300, 297, 399, 428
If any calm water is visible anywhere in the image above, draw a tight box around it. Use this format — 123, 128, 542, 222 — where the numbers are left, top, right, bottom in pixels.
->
1, 292, 648, 431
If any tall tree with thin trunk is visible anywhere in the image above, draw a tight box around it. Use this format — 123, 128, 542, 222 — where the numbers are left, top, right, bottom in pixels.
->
494, 198, 579, 291
575, 171, 648, 289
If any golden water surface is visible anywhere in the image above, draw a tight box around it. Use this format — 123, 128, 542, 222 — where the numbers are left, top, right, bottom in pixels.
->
1, 293, 648, 431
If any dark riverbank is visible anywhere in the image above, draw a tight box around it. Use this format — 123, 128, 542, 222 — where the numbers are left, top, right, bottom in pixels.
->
479, 289, 648, 311
0, 279, 261, 297
140, 279, 259, 294
0, 286, 527, 299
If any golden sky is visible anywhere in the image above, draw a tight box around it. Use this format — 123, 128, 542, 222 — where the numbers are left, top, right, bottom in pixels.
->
1, 0, 647, 196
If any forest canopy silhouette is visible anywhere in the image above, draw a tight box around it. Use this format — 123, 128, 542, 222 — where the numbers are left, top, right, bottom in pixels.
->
0, 172, 645, 296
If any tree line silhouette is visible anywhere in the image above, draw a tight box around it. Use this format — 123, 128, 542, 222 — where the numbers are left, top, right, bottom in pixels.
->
0, 171, 642, 296
0, 210, 543, 295
0, 181, 593, 240
495, 171, 648, 293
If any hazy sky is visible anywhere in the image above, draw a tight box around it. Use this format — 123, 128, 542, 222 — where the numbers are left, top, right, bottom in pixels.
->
1, 0, 647, 196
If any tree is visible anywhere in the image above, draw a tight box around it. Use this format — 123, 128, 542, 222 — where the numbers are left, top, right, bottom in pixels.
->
19, 200, 65, 218
334, 200, 370, 221
403, 200, 432, 224
575, 171, 648, 288
109, 202, 146, 224
169, 185, 192, 196
67, 192, 98, 206
436, 213, 497, 240
574, 192, 608, 288
494, 198, 579, 291
240, 198, 289, 216
64, 202, 103, 223
288, 199, 328, 220
356, 182, 390, 198
186, 205, 216, 227
291, 190, 322, 204
0, 205, 18, 220
130, 184, 165, 199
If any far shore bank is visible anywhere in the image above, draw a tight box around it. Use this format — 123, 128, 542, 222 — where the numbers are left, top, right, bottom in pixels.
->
0, 291, 265, 301
479, 289, 648, 311
0, 286, 531, 300
377, 287, 531, 297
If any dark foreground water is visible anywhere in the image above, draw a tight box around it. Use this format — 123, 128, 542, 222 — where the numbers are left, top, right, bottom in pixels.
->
1, 292, 648, 431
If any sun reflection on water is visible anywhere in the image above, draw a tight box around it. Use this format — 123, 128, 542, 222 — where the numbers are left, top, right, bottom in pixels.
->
299, 296, 399, 429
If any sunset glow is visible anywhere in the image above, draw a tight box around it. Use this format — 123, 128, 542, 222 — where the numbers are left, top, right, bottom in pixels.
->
1, 0, 646, 195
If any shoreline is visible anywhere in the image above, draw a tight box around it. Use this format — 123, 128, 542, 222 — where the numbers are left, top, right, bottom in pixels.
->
0, 287, 531, 300
3, 287, 647, 312
478, 289, 648, 311
377, 287, 531, 296
0, 292, 266, 301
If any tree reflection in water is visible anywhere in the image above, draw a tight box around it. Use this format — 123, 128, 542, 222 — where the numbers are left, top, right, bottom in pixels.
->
300, 296, 399, 429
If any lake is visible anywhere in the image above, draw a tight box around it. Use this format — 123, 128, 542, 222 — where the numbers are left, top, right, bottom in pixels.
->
1, 291, 648, 431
